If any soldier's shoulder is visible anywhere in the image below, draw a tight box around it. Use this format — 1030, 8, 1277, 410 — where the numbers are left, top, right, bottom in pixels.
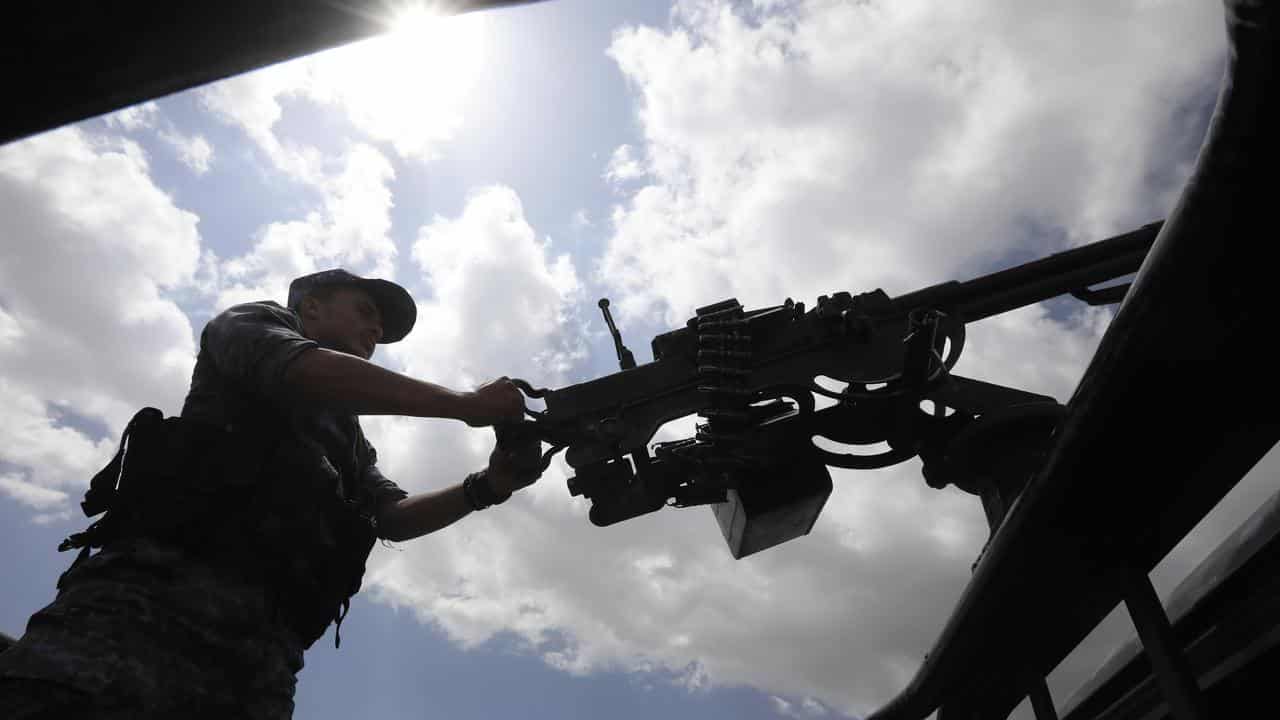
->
218, 299, 294, 318
207, 301, 301, 331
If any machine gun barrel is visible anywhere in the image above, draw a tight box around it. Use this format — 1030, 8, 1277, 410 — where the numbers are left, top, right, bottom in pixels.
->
522, 221, 1163, 463
890, 220, 1161, 322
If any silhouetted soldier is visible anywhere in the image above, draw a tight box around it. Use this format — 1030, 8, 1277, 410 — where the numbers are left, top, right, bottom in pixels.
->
0, 269, 543, 718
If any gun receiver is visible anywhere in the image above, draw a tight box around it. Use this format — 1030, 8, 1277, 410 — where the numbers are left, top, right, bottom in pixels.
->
513, 221, 1161, 558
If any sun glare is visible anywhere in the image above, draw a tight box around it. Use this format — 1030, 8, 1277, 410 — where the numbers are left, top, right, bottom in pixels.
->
390, 4, 442, 36
308, 2, 488, 159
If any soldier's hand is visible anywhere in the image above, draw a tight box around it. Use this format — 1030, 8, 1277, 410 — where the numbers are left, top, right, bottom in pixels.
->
486, 430, 544, 495
461, 377, 525, 427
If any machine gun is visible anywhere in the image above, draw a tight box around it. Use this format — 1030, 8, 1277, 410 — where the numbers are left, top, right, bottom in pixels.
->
507, 221, 1162, 558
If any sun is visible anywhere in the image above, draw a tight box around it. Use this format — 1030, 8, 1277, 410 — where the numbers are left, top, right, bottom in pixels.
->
303, 2, 489, 158
389, 4, 447, 37
384, 1, 486, 52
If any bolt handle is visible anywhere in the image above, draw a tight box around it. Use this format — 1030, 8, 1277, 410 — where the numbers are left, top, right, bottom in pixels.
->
598, 298, 637, 370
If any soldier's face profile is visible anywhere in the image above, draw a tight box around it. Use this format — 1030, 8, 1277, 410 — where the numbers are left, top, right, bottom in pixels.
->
305, 286, 384, 360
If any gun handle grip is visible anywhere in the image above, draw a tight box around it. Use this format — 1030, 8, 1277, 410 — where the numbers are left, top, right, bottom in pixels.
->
494, 421, 552, 475
494, 421, 538, 448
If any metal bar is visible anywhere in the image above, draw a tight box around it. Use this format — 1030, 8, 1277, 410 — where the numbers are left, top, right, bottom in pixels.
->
1070, 283, 1130, 306
1122, 572, 1208, 720
1028, 679, 1059, 720
890, 223, 1160, 322
1062, 484, 1280, 718
956, 252, 1145, 321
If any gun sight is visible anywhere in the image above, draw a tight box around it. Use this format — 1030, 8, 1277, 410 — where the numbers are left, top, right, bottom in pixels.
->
598, 298, 637, 371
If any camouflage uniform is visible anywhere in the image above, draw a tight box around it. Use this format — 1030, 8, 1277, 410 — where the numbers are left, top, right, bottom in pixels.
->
0, 301, 407, 719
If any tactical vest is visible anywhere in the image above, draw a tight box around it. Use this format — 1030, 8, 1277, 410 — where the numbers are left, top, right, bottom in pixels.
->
59, 406, 379, 648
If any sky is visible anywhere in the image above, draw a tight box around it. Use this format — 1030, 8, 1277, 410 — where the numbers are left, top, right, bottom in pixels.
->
0, 1, 1270, 718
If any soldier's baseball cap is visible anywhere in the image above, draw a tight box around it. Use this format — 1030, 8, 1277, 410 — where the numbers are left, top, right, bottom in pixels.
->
287, 269, 417, 343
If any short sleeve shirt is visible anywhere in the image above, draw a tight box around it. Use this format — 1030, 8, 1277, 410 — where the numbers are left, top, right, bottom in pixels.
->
181, 301, 407, 513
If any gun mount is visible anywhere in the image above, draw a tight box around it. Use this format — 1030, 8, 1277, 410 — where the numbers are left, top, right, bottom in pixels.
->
508, 221, 1159, 558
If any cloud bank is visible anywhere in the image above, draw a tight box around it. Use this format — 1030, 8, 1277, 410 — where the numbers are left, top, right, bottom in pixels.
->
0, 128, 201, 514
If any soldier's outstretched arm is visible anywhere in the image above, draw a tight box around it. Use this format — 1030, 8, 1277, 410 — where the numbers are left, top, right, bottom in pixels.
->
282, 347, 523, 426
377, 437, 542, 541
377, 485, 474, 541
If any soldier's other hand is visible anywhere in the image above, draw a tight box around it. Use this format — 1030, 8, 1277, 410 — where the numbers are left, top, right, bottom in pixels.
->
461, 377, 525, 427
487, 436, 544, 495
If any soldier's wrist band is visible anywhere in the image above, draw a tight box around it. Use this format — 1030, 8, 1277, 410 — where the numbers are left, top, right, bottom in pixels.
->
463, 470, 511, 511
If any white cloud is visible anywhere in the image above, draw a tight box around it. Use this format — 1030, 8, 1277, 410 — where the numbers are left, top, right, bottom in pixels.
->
104, 99, 215, 175
802, 697, 828, 716
771, 695, 800, 718
600, 0, 1223, 327
957, 302, 1113, 400
33, 510, 75, 525
771, 695, 832, 719
0, 304, 23, 347
160, 130, 215, 175
605, 144, 646, 186
400, 185, 583, 386
104, 101, 160, 131
199, 12, 489, 175
0, 382, 117, 498
197, 61, 324, 183
197, 13, 489, 311
0, 128, 202, 509
215, 143, 400, 308
0, 474, 70, 511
